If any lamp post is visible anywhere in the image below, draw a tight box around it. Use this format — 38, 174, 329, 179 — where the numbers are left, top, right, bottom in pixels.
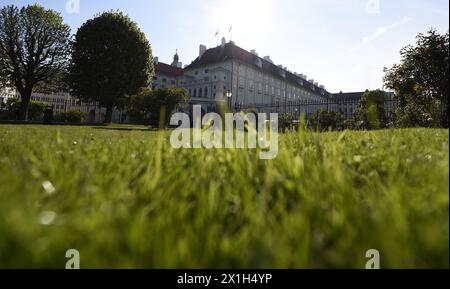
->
226, 90, 232, 111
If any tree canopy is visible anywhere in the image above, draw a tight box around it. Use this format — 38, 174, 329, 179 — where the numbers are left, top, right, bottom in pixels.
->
354, 90, 389, 130
69, 12, 154, 123
310, 109, 343, 131
384, 29, 449, 128
127, 87, 189, 126
0, 4, 71, 120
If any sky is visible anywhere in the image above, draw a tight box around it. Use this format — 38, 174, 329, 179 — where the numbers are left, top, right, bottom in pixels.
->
1, 0, 448, 92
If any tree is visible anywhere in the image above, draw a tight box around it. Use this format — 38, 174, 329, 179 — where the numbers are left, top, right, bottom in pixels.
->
69, 12, 153, 123
0, 5, 71, 120
128, 87, 188, 126
309, 109, 343, 131
354, 90, 388, 130
384, 29, 449, 128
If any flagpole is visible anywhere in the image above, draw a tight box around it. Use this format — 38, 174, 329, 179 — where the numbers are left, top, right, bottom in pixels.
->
229, 25, 232, 42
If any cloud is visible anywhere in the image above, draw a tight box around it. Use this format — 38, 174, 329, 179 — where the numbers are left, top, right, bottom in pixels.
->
365, 0, 381, 14
352, 16, 413, 51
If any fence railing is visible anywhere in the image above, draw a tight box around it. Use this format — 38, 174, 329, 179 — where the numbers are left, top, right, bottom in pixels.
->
236, 99, 397, 122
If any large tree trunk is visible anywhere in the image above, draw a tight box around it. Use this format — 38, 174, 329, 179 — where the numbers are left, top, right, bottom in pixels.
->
19, 91, 31, 121
103, 103, 114, 124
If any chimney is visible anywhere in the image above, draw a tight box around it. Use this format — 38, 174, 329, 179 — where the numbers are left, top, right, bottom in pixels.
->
263, 56, 272, 63
199, 44, 207, 58
154, 57, 159, 64
308, 79, 314, 83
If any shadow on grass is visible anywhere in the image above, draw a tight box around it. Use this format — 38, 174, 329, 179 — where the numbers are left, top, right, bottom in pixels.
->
92, 126, 157, 132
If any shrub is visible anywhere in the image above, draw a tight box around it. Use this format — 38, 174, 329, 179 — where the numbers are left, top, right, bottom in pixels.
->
343, 119, 356, 130
279, 113, 294, 132
309, 109, 343, 131
54, 109, 85, 123
65, 109, 84, 123
5, 98, 48, 120
354, 90, 388, 130
127, 87, 189, 127
394, 99, 443, 128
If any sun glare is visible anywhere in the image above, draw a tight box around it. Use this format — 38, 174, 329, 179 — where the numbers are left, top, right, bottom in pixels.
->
211, 0, 271, 44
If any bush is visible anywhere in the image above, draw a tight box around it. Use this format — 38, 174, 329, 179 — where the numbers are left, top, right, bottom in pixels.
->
309, 109, 343, 131
394, 99, 443, 128
279, 113, 294, 132
54, 109, 84, 123
127, 87, 189, 126
343, 119, 356, 130
354, 90, 388, 130
5, 98, 48, 120
65, 109, 84, 123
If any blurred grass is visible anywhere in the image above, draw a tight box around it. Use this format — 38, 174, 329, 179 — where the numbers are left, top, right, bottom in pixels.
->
0, 124, 448, 268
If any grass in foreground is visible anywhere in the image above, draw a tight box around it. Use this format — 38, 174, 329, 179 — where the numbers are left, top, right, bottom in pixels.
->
0, 124, 448, 268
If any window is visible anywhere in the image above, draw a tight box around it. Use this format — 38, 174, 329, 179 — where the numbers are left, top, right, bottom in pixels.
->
162, 78, 167, 83
199, 88, 202, 97
204, 69, 209, 73
195, 71, 198, 75
214, 75, 217, 79
204, 87, 208, 98
153, 76, 158, 80
194, 88, 197, 97
224, 76, 227, 80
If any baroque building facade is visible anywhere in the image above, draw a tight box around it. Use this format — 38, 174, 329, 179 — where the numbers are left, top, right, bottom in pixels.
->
179, 40, 331, 114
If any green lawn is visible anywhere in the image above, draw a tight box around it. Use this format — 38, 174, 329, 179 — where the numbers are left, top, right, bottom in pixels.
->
0, 124, 448, 268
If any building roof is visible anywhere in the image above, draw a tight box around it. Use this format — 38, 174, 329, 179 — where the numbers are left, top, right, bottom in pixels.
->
332, 91, 395, 101
155, 62, 184, 77
331, 91, 365, 101
184, 42, 331, 97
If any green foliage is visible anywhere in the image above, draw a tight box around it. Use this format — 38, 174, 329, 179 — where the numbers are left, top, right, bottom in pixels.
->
354, 90, 388, 130
343, 119, 356, 130
309, 109, 343, 131
0, 125, 447, 268
278, 113, 294, 132
5, 98, 48, 120
64, 109, 84, 123
69, 12, 154, 124
0, 4, 71, 120
54, 109, 85, 123
127, 87, 189, 126
384, 29, 449, 128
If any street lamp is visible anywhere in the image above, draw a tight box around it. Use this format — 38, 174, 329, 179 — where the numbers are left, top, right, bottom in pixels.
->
226, 90, 232, 111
